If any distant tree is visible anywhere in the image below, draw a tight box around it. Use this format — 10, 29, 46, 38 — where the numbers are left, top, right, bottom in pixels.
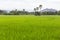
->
42, 11, 57, 15
23, 9, 25, 12
0, 10, 7, 15
10, 9, 19, 15
36, 7, 39, 10
23, 9, 27, 15
34, 5, 43, 16
39, 5, 42, 15
57, 11, 60, 15
14, 9, 19, 15
34, 7, 40, 16
39, 5, 42, 10
41, 12, 47, 15
36, 7, 40, 15
34, 8, 36, 12
34, 8, 37, 15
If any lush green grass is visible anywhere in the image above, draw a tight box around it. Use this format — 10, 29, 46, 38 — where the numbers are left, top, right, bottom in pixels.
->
0, 15, 60, 40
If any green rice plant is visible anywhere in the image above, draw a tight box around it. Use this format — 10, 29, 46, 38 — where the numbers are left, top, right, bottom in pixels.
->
0, 15, 60, 40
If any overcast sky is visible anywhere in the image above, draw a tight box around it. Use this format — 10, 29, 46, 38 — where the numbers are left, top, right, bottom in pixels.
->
0, 0, 60, 11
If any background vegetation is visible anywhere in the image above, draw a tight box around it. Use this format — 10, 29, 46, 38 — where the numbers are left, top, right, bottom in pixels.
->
0, 9, 60, 15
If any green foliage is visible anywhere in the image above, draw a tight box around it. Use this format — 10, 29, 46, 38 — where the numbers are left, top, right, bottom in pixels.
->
42, 12, 57, 15
57, 11, 60, 15
0, 9, 59, 15
35, 12, 40, 16
0, 15, 60, 40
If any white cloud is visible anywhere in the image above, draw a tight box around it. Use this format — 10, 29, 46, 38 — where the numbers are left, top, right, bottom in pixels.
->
0, 0, 60, 11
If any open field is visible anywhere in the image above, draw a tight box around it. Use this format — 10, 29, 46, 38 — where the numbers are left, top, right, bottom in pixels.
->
0, 15, 60, 40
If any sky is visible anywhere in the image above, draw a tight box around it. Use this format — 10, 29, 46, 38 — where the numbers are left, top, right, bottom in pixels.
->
0, 0, 60, 11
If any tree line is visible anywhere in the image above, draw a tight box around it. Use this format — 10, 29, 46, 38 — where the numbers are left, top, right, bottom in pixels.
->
0, 4, 60, 15
0, 9, 60, 15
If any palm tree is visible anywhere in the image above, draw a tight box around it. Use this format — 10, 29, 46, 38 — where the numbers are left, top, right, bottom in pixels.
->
36, 7, 40, 15
39, 5, 42, 14
36, 7, 39, 11
39, 5, 42, 10
39, 5, 42, 15
34, 8, 37, 15
34, 8, 36, 12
